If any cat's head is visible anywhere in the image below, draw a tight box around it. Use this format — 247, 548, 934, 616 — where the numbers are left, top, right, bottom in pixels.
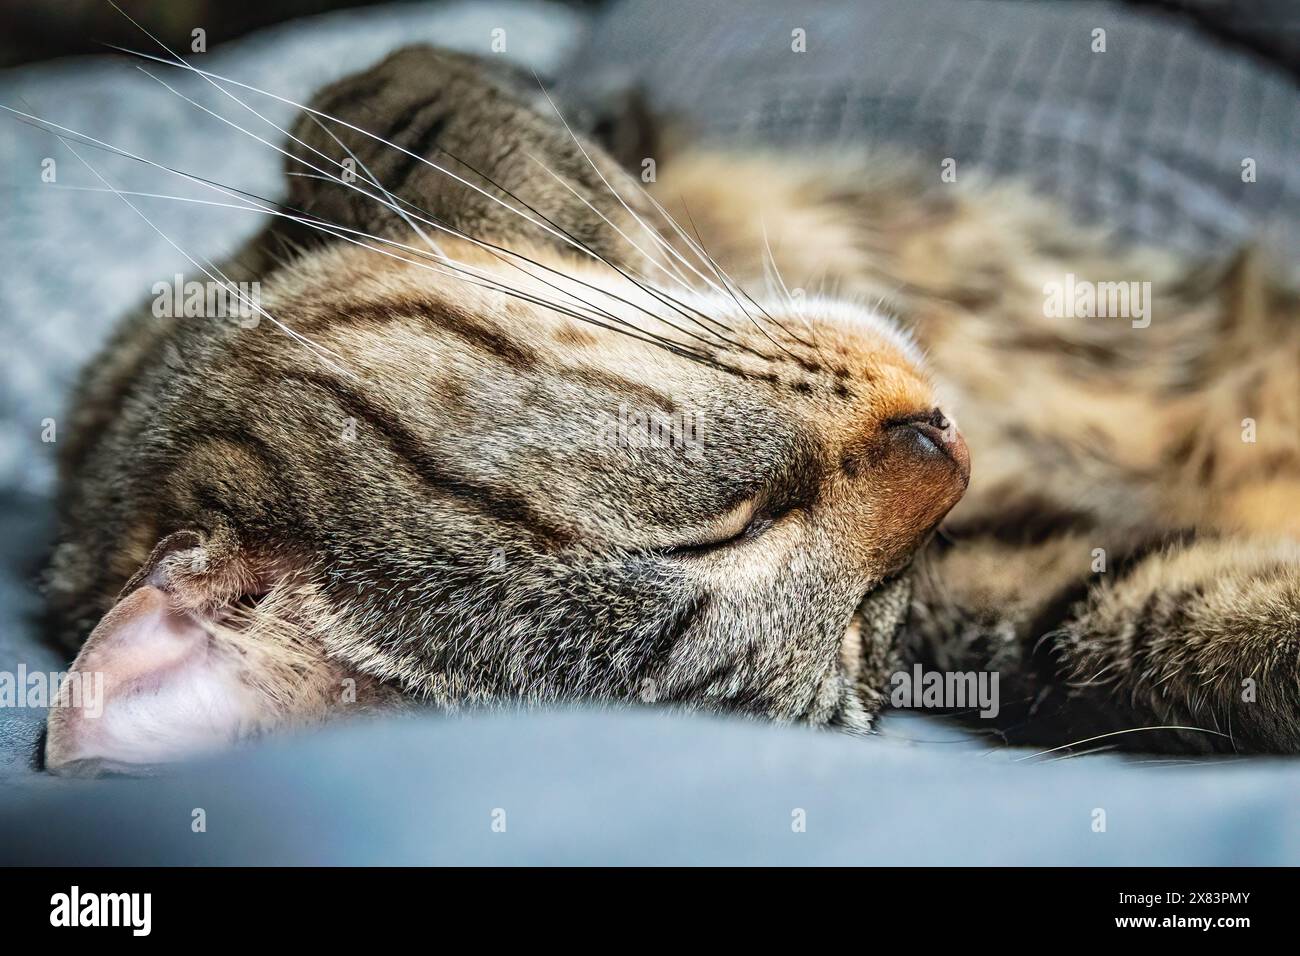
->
45, 47, 967, 772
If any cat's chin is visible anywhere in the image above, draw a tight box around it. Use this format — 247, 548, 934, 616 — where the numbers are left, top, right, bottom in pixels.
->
843, 569, 912, 693
852, 571, 913, 652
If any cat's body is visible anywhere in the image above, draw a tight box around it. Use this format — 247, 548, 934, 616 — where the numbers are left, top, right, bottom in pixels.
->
44, 48, 1300, 770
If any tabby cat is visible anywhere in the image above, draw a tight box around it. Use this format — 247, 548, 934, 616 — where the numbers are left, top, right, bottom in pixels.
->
43, 47, 1300, 772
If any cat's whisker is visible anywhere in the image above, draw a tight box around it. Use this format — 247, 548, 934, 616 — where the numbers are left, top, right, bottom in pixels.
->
709, 223, 819, 353
283, 208, 719, 363
126, 62, 725, 355
135, 65, 454, 257
629, 178, 812, 351
1040, 744, 1119, 762
761, 217, 822, 350
113, 73, 670, 347
305, 114, 446, 261
256, 195, 723, 364
680, 200, 809, 363
528, 75, 736, 303
28, 111, 698, 364
105, 0, 449, 263
3, 98, 351, 371
18, 117, 708, 366
40, 183, 271, 207
260, 200, 706, 356
1013, 725, 1233, 762
626, 208, 694, 289
760, 219, 793, 307
623, 174, 817, 354
49, 131, 357, 379
389, 124, 753, 351
524, 153, 699, 300
100, 42, 758, 359
106, 28, 861, 337
282, 166, 752, 356
632, 181, 724, 280
522, 155, 763, 354
275, 164, 658, 339
631, 178, 786, 337
456, 150, 749, 348
665, 201, 819, 361
102, 44, 624, 269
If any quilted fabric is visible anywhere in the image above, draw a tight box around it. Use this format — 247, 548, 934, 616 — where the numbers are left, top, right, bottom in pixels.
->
561, 0, 1300, 261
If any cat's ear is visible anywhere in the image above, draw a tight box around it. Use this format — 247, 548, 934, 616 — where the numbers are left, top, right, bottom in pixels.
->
279, 45, 652, 261
44, 532, 345, 776
43, 582, 269, 775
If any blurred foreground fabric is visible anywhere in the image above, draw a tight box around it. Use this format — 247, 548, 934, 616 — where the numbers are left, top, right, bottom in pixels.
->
4, 709, 1299, 865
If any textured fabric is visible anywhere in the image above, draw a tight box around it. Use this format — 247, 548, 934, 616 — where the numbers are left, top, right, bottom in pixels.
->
559, 0, 1300, 261
0, 490, 59, 776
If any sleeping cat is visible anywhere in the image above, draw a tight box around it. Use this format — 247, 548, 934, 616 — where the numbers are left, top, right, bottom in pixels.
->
43, 47, 1300, 772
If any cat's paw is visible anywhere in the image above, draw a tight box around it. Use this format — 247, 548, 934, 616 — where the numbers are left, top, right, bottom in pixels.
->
1061, 537, 1300, 753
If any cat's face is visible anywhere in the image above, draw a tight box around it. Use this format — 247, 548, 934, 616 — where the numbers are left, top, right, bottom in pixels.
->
254, 237, 969, 724
45, 47, 968, 772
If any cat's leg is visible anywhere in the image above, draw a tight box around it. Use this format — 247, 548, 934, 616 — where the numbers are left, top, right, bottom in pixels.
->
1050, 535, 1300, 753
905, 532, 1300, 754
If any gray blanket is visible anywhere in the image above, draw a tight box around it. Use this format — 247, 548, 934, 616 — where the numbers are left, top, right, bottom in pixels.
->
562, 0, 1300, 261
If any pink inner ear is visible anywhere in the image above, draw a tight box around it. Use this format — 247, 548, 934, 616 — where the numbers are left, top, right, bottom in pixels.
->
46, 585, 264, 773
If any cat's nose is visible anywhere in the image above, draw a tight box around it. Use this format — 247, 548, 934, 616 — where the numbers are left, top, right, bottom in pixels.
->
892, 408, 970, 486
